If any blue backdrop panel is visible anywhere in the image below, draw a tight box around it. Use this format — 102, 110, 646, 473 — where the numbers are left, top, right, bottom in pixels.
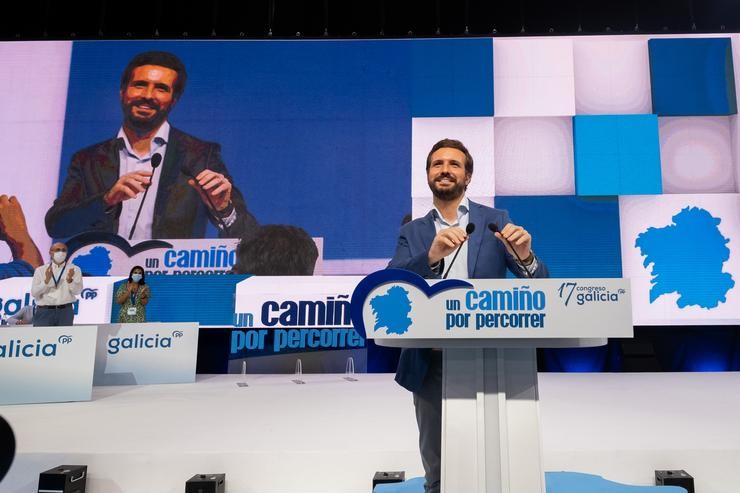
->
410, 38, 494, 117
649, 37, 737, 116
493, 195, 622, 278
111, 275, 249, 325
573, 115, 662, 196
60, 39, 493, 260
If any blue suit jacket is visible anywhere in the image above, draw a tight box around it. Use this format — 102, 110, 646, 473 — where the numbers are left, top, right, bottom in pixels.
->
388, 200, 549, 393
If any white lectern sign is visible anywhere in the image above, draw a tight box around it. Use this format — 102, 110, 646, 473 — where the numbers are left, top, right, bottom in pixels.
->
94, 322, 199, 385
359, 276, 632, 343
0, 325, 97, 405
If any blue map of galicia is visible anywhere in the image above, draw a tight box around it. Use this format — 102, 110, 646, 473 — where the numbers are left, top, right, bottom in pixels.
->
369, 286, 413, 335
635, 206, 734, 309
73, 246, 113, 276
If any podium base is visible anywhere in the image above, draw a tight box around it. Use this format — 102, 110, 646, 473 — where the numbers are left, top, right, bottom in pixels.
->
442, 348, 545, 493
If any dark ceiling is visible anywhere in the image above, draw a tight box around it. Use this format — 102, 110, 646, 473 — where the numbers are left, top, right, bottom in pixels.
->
2, 0, 739, 40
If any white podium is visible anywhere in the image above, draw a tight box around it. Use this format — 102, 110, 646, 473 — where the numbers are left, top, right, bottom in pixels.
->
0, 325, 98, 405
355, 273, 633, 493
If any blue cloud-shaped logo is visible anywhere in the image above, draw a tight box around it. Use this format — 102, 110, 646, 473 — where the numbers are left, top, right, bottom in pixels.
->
350, 269, 472, 338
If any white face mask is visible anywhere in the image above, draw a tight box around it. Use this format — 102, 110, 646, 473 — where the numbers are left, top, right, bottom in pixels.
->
131, 273, 143, 283
52, 251, 67, 264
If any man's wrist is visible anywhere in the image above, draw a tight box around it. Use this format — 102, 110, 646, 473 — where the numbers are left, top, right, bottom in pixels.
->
520, 251, 535, 266
429, 258, 445, 275
5, 234, 27, 257
216, 201, 235, 217
216, 202, 238, 229
428, 251, 443, 266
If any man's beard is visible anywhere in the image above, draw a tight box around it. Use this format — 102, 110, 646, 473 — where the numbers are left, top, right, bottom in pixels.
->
122, 98, 170, 132
429, 174, 466, 201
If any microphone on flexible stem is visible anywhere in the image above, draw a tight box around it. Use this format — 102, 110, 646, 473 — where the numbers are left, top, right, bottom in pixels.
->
442, 223, 475, 279
488, 223, 532, 278
128, 153, 162, 241
180, 164, 228, 231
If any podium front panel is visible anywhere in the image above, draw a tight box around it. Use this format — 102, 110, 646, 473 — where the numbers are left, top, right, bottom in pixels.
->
94, 322, 199, 385
0, 325, 97, 405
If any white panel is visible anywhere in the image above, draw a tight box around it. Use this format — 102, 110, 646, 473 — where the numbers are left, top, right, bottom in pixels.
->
411, 117, 495, 200
619, 194, 740, 325
0, 325, 97, 405
412, 196, 435, 220
659, 116, 737, 193
494, 38, 576, 117
494, 117, 575, 196
321, 259, 390, 275
731, 115, 740, 193
573, 36, 653, 115
0, 42, 72, 262
94, 322, 199, 385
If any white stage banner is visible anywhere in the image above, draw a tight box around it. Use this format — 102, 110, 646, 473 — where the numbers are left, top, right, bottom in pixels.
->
0, 276, 122, 325
93, 322, 199, 385
0, 325, 97, 405
355, 273, 633, 340
234, 276, 363, 328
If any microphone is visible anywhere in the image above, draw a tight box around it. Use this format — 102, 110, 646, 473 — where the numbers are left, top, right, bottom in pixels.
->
128, 153, 162, 241
180, 162, 228, 231
150, 153, 162, 170
442, 223, 475, 279
488, 223, 532, 278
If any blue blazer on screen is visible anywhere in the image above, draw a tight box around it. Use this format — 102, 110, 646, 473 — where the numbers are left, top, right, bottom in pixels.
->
388, 200, 549, 393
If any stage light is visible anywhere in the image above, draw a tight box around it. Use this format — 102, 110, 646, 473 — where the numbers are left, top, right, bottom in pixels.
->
655, 470, 694, 492
185, 473, 226, 493
373, 471, 405, 488
37, 465, 87, 493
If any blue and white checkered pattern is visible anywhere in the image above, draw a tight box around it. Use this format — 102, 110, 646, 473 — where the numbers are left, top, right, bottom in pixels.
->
410, 35, 740, 324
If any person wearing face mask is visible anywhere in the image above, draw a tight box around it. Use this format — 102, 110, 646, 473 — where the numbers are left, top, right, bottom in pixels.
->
115, 266, 150, 323
31, 242, 83, 326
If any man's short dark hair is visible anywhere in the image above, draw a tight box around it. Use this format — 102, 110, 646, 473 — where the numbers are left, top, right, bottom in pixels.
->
425, 138, 474, 176
120, 51, 188, 100
233, 225, 318, 276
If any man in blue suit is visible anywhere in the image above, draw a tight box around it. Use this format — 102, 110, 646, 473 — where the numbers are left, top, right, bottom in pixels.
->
388, 138, 549, 493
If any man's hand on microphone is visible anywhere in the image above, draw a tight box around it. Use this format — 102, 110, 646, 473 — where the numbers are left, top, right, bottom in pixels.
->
428, 227, 468, 266
494, 223, 532, 260
188, 170, 233, 212
103, 171, 153, 206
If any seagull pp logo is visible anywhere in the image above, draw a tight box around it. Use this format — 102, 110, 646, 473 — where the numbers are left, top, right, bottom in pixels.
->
351, 269, 472, 338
